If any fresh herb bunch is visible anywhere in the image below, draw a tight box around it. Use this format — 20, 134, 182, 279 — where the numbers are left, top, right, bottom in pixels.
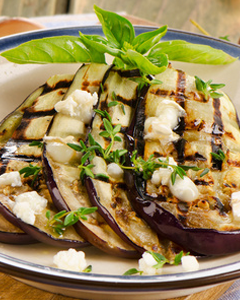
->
1, 6, 236, 74
195, 76, 225, 99
46, 207, 98, 235
123, 250, 188, 275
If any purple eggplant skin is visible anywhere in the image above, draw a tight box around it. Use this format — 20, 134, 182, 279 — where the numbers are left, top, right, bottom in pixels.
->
85, 177, 145, 254
124, 134, 240, 256
43, 152, 140, 259
0, 201, 88, 248
0, 230, 36, 245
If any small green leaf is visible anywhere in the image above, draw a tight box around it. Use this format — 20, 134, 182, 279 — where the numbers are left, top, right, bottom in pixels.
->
103, 118, 113, 134
107, 101, 119, 107
29, 141, 43, 149
123, 268, 142, 276
84, 265, 92, 273
67, 143, 83, 152
200, 168, 210, 177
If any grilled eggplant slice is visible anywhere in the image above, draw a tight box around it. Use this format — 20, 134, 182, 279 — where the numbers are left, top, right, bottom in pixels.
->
84, 68, 182, 260
125, 65, 240, 255
43, 63, 138, 258
0, 73, 88, 247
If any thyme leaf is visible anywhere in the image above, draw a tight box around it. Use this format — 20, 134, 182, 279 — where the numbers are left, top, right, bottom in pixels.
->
46, 207, 98, 235
195, 76, 225, 99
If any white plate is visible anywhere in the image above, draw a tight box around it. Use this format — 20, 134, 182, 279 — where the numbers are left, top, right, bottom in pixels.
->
0, 26, 240, 300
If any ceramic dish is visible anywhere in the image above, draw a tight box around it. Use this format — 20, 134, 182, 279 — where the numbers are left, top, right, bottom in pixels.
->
0, 26, 240, 300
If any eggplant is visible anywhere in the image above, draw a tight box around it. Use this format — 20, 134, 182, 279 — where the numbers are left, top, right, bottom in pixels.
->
125, 66, 240, 255
43, 64, 139, 258
84, 68, 183, 260
0, 72, 87, 247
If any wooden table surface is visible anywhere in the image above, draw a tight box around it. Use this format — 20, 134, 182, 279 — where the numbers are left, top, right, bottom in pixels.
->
0, 3, 240, 299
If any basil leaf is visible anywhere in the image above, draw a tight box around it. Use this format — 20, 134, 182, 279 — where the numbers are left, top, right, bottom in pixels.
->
94, 5, 135, 48
1, 36, 106, 64
123, 50, 168, 75
79, 33, 123, 58
132, 25, 168, 54
149, 40, 237, 64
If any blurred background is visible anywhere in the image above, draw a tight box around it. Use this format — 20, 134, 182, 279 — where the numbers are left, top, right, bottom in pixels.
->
0, 0, 239, 43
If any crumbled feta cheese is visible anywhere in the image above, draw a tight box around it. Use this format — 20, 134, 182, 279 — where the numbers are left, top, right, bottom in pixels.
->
45, 135, 80, 164
144, 100, 185, 145
107, 163, 124, 180
169, 175, 199, 202
231, 191, 240, 221
54, 90, 98, 123
13, 191, 47, 225
0, 171, 22, 187
151, 156, 198, 202
53, 248, 87, 272
181, 255, 199, 272
138, 252, 163, 275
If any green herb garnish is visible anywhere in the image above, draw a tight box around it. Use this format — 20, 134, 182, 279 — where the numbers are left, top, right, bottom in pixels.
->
108, 91, 125, 115
195, 76, 225, 99
124, 151, 209, 184
19, 163, 42, 186
211, 149, 226, 162
46, 207, 98, 235
29, 141, 44, 149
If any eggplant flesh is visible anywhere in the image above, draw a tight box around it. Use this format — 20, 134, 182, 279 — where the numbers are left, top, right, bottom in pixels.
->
43, 64, 139, 258
85, 68, 182, 260
126, 66, 240, 255
0, 73, 87, 247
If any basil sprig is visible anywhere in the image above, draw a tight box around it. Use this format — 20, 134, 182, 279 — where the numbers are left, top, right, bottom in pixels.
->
1, 5, 237, 75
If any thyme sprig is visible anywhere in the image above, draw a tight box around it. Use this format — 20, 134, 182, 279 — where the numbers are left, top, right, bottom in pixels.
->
19, 163, 42, 186
46, 207, 98, 235
195, 76, 225, 99
123, 151, 209, 184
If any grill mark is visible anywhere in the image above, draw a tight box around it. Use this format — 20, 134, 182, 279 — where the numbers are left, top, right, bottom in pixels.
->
22, 109, 56, 118
211, 98, 224, 170
174, 70, 187, 161
41, 79, 72, 95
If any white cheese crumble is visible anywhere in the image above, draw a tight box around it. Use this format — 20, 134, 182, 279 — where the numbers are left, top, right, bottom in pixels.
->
12, 191, 47, 225
138, 252, 163, 275
44, 135, 80, 164
181, 255, 199, 272
144, 100, 185, 145
169, 175, 199, 203
54, 89, 98, 123
151, 157, 199, 202
53, 248, 87, 272
0, 171, 22, 187
231, 191, 240, 222
107, 163, 124, 180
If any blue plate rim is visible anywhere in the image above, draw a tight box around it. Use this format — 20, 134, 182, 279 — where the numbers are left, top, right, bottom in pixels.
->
0, 25, 239, 58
